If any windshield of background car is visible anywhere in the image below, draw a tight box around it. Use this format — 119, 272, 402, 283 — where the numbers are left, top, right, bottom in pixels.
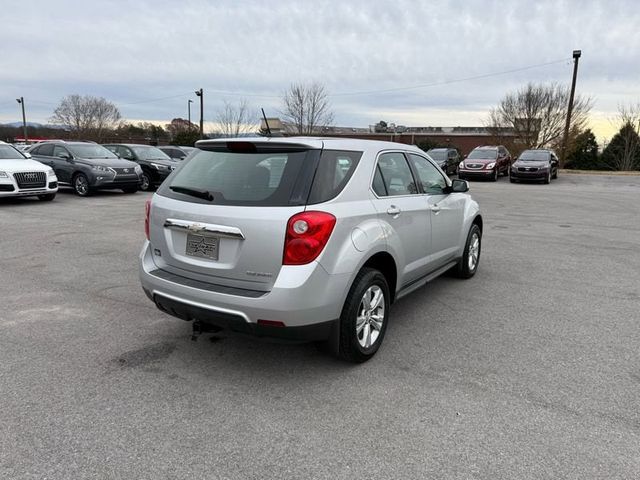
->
0, 145, 26, 159
68, 144, 118, 159
427, 150, 446, 161
468, 149, 497, 160
518, 151, 550, 161
131, 146, 172, 160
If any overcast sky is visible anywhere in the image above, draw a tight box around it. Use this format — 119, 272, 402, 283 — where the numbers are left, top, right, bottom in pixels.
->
2, 0, 639, 141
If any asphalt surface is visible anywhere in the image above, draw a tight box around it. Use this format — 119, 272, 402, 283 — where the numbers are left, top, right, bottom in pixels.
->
1, 174, 639, 479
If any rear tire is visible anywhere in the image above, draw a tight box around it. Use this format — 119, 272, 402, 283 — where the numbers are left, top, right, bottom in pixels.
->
552, 168, 558, 179
453, 224, 481, 279
122, 187, 138, 194
337, 268, 390, 363
38, 193, 56, 201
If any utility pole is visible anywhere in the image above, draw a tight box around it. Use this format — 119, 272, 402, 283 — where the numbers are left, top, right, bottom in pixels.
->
16, 97, 28, 144
195, 89, 203, 139
188, 99, 193, 130
560, 50, 581, 167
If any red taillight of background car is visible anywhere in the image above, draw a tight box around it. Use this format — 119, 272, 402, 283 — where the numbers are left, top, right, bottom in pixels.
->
144, 199, 151, 240
283, 211, 336, 265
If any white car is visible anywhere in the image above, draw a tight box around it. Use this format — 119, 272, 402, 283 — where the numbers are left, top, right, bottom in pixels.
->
0, 141, 58, 201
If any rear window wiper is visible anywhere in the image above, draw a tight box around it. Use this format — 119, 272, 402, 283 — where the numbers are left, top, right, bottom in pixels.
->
170, 185, 214, 201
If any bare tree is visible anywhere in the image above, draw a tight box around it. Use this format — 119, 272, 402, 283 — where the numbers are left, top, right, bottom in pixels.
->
281, 82, 334, 135
50, 94, 121, 141
602, 103, 640, 171
215, 99, 257, 137
486, 83, 592, 162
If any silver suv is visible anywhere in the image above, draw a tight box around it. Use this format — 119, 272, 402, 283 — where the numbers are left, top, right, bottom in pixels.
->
139, 138, 482, 362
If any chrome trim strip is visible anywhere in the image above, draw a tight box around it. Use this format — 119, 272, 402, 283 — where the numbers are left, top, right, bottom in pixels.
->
152, 290, 251, 322
164, 218, 245, 240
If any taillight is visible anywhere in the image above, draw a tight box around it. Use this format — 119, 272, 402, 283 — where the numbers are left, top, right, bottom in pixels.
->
144, 199, 151, 240
283, 211, 336, 265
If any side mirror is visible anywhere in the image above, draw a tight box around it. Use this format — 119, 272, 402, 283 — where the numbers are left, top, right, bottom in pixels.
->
24, 152, 32, 158
57, 152, 72, 160
450, 179, 469, 193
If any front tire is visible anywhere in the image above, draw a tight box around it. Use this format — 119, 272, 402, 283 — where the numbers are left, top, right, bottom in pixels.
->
492, 168, 498, 181
337, 268, 390, 363
73, 173, 91, 196
453, 224, 481, 279
544, 170, 551, 184
38, 193, 56, 201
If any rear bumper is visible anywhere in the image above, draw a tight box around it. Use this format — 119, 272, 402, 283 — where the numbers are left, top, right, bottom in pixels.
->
139, 240, 350, 339
151, 293, 335, 342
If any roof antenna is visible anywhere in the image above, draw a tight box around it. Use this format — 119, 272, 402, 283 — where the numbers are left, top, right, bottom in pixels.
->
261, 108, 272, 137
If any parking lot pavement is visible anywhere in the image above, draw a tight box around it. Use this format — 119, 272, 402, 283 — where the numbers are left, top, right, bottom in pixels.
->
1, 175, 639, 479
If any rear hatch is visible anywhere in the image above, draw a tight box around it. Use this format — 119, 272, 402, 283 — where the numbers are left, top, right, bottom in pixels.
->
149, 140, 321, 292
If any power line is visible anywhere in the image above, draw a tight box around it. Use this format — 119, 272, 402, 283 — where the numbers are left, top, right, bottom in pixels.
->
330, 58, 571, 96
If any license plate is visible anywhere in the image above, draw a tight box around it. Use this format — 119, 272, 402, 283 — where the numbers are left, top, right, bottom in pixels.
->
185, 234, 219, 260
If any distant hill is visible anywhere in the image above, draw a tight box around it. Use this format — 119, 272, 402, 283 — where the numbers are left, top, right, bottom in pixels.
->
1, 122, 67, 129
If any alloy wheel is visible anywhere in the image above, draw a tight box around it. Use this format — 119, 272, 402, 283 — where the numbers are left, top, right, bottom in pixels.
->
74, 175, 89, 196
468, 232, 480, 271
355, 285, 385, 349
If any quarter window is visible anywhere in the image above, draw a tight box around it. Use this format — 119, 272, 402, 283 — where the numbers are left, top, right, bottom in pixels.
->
408, 154, 447, 194
375, 152, 417, 196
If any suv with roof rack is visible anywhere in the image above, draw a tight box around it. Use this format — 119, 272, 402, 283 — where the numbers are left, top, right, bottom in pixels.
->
140, 137, 483, 362
28, 141, 143, 196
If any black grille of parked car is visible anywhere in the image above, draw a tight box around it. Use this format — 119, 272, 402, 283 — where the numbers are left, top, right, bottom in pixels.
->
14, 172, 46, 189
0, 184, 16, 192
466, 163, 484, 169
112, 167, 138, 180
518, 167, 539, 172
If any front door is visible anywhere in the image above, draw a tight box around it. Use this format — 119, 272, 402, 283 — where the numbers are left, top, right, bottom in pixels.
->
407, 153, 465, 268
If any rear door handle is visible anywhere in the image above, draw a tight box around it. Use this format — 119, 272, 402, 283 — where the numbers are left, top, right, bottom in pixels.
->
431, 205, 441, 214
387, 206, 401, 216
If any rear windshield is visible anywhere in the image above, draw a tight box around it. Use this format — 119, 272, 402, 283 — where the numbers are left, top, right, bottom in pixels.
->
131, 146, 172, 160
158, 146, 361, 206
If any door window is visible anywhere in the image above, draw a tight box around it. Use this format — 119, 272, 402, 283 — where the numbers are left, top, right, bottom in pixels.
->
37, 144, 54, 156
53, 145, 70, 158
374, 152, 417, 196
408, 154, 447, 194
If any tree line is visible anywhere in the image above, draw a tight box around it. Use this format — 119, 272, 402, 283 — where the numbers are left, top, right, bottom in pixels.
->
3, 82, 638, 170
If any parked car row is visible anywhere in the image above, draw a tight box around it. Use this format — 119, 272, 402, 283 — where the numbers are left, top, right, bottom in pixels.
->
435, 145, 559, 184
5, 141, 199, 198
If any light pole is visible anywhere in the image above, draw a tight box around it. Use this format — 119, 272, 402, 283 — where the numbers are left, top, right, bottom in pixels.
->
16, 97, 28, 144
561, 49, 581, 167
195, 89, 203, 139
188, 99, 193, 130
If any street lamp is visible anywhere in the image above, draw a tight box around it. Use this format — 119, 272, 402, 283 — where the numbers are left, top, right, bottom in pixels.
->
16, 97, 28, 144
195, 89, 203, 139
188, 99, 193, 129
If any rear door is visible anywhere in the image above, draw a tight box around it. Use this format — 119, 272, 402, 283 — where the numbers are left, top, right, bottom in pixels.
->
370, 151, 431, 285
149, 144, 319, 292
52, 145, 73, 183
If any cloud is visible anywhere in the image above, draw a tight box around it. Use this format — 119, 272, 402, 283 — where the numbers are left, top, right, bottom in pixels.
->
2, 0, 639, 141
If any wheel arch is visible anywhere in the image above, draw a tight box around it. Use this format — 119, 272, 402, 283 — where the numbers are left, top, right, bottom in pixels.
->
360, 251, 398, 303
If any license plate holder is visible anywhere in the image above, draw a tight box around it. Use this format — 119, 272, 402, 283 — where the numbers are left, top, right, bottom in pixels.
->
185, 233, 219, 260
